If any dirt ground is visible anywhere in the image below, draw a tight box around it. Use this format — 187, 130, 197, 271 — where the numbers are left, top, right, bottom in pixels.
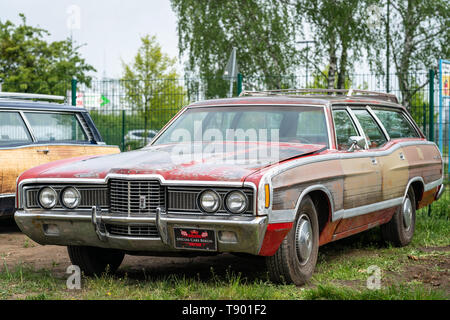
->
1, 221, 449, 294
0, 222, 265, 281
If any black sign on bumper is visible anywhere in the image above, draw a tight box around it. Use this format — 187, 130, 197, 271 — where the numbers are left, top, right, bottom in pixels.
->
174, 228, 217, 251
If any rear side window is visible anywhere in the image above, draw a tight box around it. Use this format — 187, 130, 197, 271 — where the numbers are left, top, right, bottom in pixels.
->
352, 109, 387, 149
0, 112, 32, 147
24, 112, 88, 143
372, 109, 419, 139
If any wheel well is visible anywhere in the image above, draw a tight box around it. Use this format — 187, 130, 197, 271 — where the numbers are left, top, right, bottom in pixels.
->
308, 190, 331, 235
410, 180, 424, 205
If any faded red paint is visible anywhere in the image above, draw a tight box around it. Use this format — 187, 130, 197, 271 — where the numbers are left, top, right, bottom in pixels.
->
418, 187, 438, 209
332, 208, 395, 242
258, 222, 293, 256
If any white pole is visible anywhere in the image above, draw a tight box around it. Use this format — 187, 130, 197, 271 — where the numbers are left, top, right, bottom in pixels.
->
229, 48, 236, 98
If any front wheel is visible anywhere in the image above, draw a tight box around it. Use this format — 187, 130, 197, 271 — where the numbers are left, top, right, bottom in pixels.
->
67, 246, 125, 276
265, 195, 319, 286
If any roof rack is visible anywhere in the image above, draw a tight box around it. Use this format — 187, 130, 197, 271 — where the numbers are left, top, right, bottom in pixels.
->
239, 88, 398, 103
0, 92, 66, 102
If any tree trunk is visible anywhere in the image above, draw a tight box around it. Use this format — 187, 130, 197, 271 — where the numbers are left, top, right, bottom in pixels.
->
337, 42, 348, 89
327, 37, 337, 90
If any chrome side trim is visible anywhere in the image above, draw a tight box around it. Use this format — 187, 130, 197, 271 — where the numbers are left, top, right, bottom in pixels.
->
435, 184, 445, 200
0, 143, 118, 151
264, 140, 436, 180
334, 197, 403, 221
424, 177, 443, 192
0, 194, 15, 199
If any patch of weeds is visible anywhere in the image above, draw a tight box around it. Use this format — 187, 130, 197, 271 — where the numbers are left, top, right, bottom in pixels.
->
303, 283, 448, 300
0, 263, 65, 299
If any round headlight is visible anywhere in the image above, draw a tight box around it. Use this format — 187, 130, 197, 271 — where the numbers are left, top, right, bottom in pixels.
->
38, 187, 58, 209
61, 187, 81, 209
225, 191, 248, 214
198, 190, 220, 213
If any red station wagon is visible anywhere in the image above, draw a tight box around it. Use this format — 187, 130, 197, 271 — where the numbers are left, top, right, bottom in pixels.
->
15, 89, 445, 285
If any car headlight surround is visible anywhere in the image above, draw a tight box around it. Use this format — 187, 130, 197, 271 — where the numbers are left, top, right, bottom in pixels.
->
61, 187, 81, 209
38, 187, 58, 209
198, 189, 221, 213
225, 190, 248, 214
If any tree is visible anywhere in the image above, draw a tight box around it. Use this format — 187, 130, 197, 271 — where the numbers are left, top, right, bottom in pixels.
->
170, 0, 299, 97
0, 14, 95, 95
367, 0, 450, 107
121, 35, 186, 145
294, 0, 376, 89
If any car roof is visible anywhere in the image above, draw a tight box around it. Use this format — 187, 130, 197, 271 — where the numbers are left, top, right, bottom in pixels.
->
0, 99, 87, 112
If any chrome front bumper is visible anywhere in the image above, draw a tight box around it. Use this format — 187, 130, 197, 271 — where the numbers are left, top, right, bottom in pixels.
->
14, 209, 268, 255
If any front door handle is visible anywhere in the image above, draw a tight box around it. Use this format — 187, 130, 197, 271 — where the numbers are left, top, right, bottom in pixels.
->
36, 149, 50, 154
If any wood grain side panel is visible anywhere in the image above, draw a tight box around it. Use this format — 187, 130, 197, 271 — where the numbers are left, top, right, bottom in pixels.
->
0, 146, 48, 194
0, 145, 119, 195
272, 160, 344, 212
403, 144, 442, 184
47, 145, 119, 162
378, 148, 409, 200
339, 156, 382, 209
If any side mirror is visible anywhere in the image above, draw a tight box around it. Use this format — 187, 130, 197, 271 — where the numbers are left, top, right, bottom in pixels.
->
347, 136, 366, 152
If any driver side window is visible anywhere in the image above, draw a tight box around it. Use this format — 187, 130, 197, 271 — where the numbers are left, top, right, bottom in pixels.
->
332, 109, 358, 151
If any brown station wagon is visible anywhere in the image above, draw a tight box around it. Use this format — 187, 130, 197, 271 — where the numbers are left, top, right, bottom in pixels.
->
15, 89, 445, 285
0, 92, 120, 219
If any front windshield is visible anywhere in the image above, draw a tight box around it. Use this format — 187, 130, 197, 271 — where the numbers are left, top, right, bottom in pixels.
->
152, 106, 329, 147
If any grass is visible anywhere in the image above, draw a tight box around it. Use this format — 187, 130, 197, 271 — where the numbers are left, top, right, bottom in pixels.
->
303, 283, 448, 300
0, 195, 448, 300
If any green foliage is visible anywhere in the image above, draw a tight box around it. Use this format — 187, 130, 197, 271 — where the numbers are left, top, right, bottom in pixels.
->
170, 0, 299, 96
304, 283, 447, 300
366, 0, 449, 106
0, 14, 95, 95
296, 0, 376, 89
121, 35, 186, 140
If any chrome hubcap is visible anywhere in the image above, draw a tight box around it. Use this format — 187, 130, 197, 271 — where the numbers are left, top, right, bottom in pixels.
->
295, 214, 313, 265
402, 197, 413, 231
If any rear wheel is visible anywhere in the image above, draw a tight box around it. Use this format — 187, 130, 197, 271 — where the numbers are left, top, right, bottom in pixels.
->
67, 246, 125, 276
266, 195, 319, 286
381, 187, 416, 247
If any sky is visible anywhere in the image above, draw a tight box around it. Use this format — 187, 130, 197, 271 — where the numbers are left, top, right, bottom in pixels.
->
0, 0, 181, 78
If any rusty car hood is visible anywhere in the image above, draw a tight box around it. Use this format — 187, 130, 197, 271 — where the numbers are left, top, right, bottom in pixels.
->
34, 142, 326, 183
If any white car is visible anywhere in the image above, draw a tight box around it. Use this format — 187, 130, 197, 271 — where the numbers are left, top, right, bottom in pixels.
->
125, 129, 158, 146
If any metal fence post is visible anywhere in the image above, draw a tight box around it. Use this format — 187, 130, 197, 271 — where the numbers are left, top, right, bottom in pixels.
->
71, 78, 77, 107
122, 109, 126, 152
428, 69, 434, 142
428, 69, 435, 216
422, 103, 427, 135
237, 73, 243, 96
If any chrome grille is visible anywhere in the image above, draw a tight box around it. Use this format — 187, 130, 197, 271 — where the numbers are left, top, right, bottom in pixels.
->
105, 224, 159, 238
24, 186, 108, 209
168, 187, 254, 215
109, 179, 165, 216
